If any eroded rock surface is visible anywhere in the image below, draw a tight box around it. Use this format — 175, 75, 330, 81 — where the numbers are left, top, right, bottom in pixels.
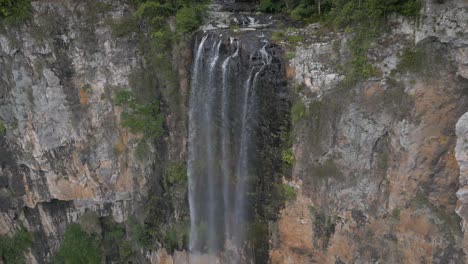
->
272, 0, 468, 263
0, 0, 189, 262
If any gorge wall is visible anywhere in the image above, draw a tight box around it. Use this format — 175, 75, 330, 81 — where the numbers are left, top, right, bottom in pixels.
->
0, 0, 467, 263
271, 0, 468, 263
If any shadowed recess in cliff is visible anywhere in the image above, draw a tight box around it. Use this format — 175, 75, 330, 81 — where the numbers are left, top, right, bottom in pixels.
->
187, 32, 278, 260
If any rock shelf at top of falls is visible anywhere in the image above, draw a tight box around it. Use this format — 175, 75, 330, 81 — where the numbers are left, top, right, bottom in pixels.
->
200, 1, 283, 32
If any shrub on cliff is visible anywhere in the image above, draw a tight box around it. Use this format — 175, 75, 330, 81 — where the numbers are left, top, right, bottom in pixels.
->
0, 0, 31, 23
114, 90, 164, 139
0, 121, 6, 135
0, 229, 32, 264
53, 224, 102, 264
176, 6, 203, 34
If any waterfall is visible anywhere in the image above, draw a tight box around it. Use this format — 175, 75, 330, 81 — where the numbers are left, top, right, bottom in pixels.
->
187, 33, 272, 260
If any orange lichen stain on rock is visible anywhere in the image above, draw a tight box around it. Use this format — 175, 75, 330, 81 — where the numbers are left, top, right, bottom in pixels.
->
271, 182, 315, 264
395, 209, 434, 263
152, 248, 174, 264
388, 79, 460, 211
326, 231, 355, 264
114, 132, 127, 155
54, 178, 96, 200
398, 236, 433, 264
41, 149, 100, 201
367, 218, 391, 236
285, 63, 295, 80
363, 82, 384, 99
79, 88, 88, 105
397, 209, 432, 237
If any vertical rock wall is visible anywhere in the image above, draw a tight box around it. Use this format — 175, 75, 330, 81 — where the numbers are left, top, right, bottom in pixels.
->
0, 0, 190, 262
271, 0, 468, 263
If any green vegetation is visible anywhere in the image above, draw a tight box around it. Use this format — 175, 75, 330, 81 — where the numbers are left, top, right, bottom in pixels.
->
377, 152, 389, 171
127, 217, 153, 248
229, 24, 240, 31
114, 90, 164, 139
312, 209, 338, 248
102, 218, 129, 260
259, 0, 420, 23
109, 0, 206, 114
53, 224, 102, 264
284, 51, 296, 60
176, 6, 203, 34
247, 221, 269, 246
339, 29, 380, 86
159, 221, 189, 251
391, 207, 400, 221
262, 1, 421, 87
291, 99, 307, 125
0, 120, 6, 135
110, 16, 138, 38
286, 34, 304, 44
164, 163, 187, 186
277, 183, 297, 201
394, 46, 427, 75
0, 229, 32, 264
258, 0, 284, 13
135, 139, 151, 161
271, 31, 304, 44
271, 31, 285, 41
112, 0, 205, 38
81, 83, 91, 92
0, 0, 32, 23
365, 78, 414, 120
281, 148, 295, 165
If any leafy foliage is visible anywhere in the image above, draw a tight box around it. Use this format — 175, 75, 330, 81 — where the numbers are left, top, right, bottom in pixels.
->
395, 46, 427, 74
258, 0, 285, 13
0, 229, 32, 264
281, 148, 295, 165
164, 163, 187, 186
134, 2, 174, 19
277, 183, 297, 201
247, 221, 269, 247
265, 0, 421, 87
291, 99, 307, 125
0, 0, 31, 23
313, 210, 338, 248
53, 224, 102, 264
259, 0, 420, 22
0, 121, 6, 135
111, 16, 138, 38
176, 6, 203, 34
114, 90, 164, 139
159, 221, 189, 251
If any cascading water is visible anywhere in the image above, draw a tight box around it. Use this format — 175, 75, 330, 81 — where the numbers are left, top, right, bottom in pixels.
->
188, 32, 273, 262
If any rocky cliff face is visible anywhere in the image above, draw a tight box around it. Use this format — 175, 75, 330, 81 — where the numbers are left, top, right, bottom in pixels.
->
0, 0, 467, 263
272, 0, 468, 263
0, 0, 189, 262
